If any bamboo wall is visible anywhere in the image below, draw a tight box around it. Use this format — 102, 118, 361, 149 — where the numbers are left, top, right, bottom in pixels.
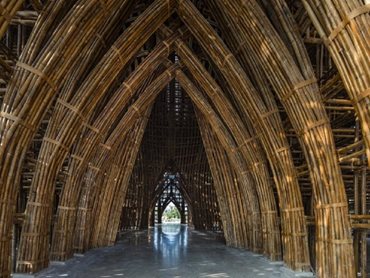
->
0, 1, 369, 278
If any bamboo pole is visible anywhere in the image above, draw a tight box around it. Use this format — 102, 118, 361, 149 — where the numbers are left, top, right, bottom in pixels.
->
204, 1, 354, 276
170, 48, 281, 258
0, 0, 24, 40
50, 36, 177, 262
302, 0, 370, 169
1, 1, 132, 276
73, 65, 177, 252
177, 0, 309, 270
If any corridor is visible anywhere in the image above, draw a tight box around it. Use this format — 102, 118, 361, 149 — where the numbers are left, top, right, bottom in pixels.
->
37, 225, 283, 278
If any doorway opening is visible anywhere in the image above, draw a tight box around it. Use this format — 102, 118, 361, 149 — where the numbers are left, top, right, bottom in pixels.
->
153, 173, 190, 225
162, 202, 181, 223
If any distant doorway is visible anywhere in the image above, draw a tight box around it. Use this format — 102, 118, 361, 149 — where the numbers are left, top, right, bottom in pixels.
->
153, 173, 190, 225
161, 202, 181, 223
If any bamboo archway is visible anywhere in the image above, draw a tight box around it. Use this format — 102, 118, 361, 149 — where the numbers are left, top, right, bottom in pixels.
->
0, 1, 368, 278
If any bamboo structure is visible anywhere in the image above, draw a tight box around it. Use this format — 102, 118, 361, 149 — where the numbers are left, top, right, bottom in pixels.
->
177, 1, 310, 270
0, 1, 369, 278
0, 1, 24, 39
50, 36, 176, 262
302, 0, 370, 169
203, 1, 355, 276
175, 65, 280, 257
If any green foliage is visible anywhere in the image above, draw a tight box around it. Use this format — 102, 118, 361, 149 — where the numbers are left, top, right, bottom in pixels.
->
162, 205, 180, 221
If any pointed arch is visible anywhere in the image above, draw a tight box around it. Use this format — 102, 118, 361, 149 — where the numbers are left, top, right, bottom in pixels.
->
0, 1, 368, 277
176, 0, 309, 268
148, 171, 193, 226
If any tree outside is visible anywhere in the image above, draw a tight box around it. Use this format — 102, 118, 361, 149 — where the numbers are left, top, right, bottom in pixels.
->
162, 203, 181, 223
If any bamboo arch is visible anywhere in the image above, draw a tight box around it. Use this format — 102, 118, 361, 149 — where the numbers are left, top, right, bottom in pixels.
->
0, 1, 367, 278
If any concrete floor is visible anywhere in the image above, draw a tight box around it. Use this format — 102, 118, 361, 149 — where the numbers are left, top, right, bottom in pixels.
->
36, 224, 284, 278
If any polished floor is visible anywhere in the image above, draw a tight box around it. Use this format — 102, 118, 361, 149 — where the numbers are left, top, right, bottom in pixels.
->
37, 224, 283, 278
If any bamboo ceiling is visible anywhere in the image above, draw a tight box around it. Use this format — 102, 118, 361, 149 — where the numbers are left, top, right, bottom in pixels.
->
0, 0, 369, 278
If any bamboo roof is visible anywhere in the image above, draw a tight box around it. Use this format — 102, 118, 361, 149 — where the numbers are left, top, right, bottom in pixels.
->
0, 1, 369, 277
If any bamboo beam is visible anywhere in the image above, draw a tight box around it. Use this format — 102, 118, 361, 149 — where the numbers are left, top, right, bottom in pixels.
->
339, 149, 366, 163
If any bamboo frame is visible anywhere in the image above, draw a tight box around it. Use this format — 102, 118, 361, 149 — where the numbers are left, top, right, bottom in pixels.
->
0, 1, 368, 278
1, 1, 134, 275
16, 0, 176, 273
177, 1, 310, 270
302, 0, 370, 169
201, 1, 354, 276
50, 35, 177, 262
170, 51, 281, 258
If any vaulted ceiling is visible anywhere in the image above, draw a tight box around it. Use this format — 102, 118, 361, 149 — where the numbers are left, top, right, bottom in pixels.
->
0, 1, 369, 278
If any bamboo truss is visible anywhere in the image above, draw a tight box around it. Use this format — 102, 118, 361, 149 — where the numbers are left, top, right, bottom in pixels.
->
0, 1, 369, 278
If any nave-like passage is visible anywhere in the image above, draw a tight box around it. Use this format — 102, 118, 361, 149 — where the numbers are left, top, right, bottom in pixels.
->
37, 225, 283, 278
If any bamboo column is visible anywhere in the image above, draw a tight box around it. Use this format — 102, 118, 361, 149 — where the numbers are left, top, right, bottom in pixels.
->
73, 65, 177, 253
91, 112, 150, 247
177, 70, 263, 252
198, 125, 235, 243
176, 0, 309, 270
102, 116, 150, 246
15, 2, 139, 273
174, 43, 281, 259
50, 36, 176, 262
302, 0, 370, 169
16, 1, 176, 273
1, 1, 131, 276
197, 111, 250, 248
213, 1, 354, 276
207, 0, 313, 263
205, 0, 306, 265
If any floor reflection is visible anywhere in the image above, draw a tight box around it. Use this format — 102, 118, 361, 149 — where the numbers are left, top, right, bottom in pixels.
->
153, 224, 188, 267
37, 224, 283, 277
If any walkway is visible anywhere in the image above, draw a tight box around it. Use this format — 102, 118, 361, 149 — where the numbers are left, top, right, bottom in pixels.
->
37, 224, 283, 277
